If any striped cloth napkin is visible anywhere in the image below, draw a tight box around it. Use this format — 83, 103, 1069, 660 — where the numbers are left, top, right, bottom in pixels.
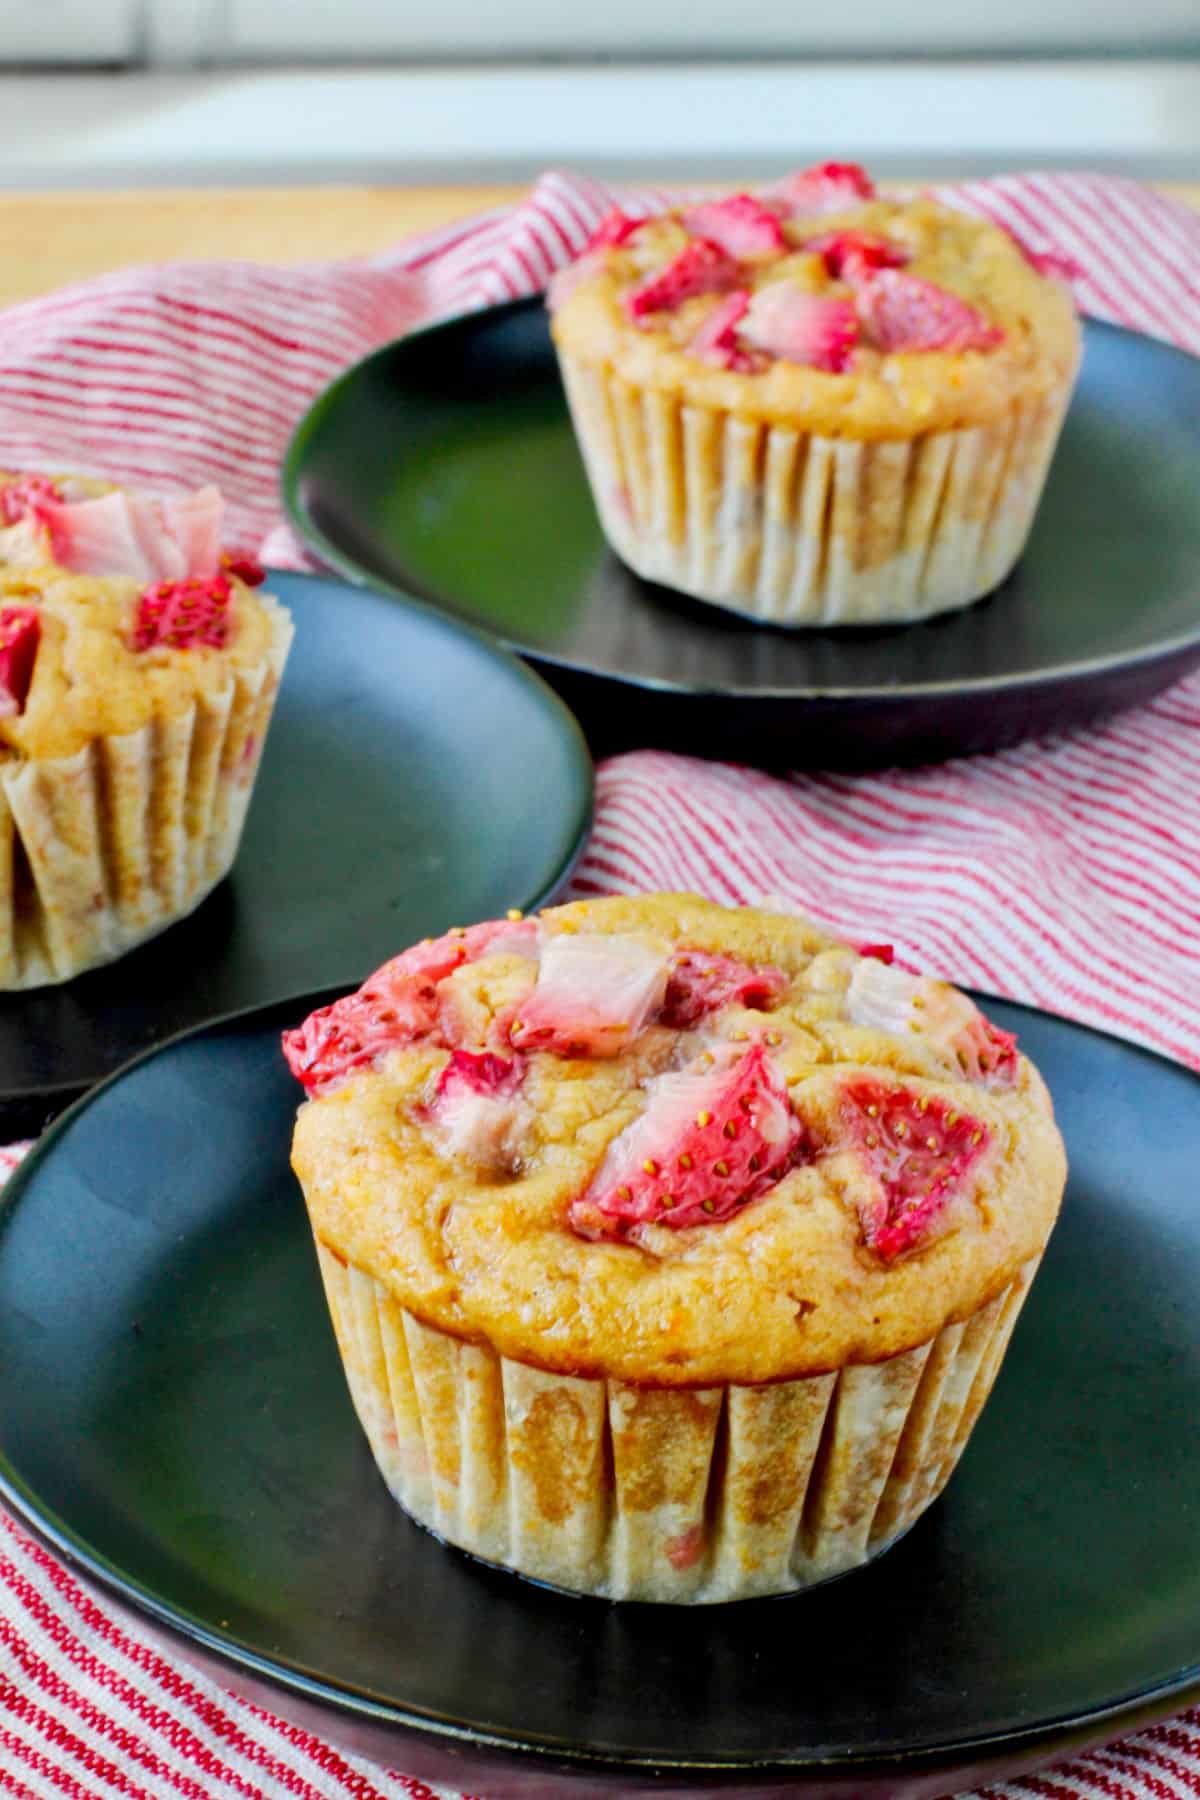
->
0, 170, 1198, 1800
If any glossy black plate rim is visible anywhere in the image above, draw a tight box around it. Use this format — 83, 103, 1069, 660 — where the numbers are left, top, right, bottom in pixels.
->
2, 991, 1199, 1787
282, 301, 1200, 701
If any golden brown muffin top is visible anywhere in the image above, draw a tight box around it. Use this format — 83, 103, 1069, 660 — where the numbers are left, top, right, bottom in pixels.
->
288, 895, 1066, 1386
550, 170, 1079, 438
0, 566, 282, 762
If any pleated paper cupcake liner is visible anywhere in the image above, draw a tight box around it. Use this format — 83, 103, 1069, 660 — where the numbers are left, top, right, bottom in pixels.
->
315, 1240, 1041, 1604
558, 350, 1076, 627
0, 596, 293, 988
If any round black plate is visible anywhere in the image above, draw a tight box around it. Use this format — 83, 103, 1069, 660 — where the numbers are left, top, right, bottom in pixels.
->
0, 570, 590, 1130
1, 993, 1197, 1796
284, 300, 1200, 768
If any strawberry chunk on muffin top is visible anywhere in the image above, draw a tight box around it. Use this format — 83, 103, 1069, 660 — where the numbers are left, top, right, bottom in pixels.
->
282, 896, 1033, 1267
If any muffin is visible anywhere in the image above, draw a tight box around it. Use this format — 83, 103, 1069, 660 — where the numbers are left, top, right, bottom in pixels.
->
0, 470, 292, 987
284, 894, 1066, 1603
548, 163, 1081, 626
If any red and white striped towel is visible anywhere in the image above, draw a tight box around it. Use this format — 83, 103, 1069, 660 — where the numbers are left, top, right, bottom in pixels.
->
0, 170, 1198, 1800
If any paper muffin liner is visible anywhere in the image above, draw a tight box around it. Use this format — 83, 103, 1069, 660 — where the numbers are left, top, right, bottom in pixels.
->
0, 596, 293, 988
314, 1241, 1041, 1603
557, 349, 1076, 627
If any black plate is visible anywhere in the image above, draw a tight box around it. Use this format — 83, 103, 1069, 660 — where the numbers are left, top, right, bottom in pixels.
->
0, 571, 590, 1132
284, 301, 1200, 767
1, 993, 1197, 1796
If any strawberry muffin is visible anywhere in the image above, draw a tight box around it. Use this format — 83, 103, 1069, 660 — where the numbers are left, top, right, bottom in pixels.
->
284, 894, 1065, 1603
0, 469, 292, 987
549, 163, 1081, 626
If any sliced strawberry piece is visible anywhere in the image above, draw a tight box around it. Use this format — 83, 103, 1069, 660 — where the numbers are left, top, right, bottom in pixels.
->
681, 195, 787, 260
845, 958, 1018, 1088
131, 575, 232, 651
687, 291, 755, 369
998, 224, 1081, 282
282, 918, 539, 1096
222, 553, 267, 586
509, 932, 669, 1058
660, 948, 787, 1028
804, 229, 907, 279
855, 270, 1003, 353
0, 607, 41, 717
427, 1050, 528, 1173
775, 161, 875, 217
30, 486, 226, 582
0, 474, 63, 528
740, 285, 858, 372
857, 942, 894, 964
624, 240, 740, 321
585, 208, 645, 252
840, 1075, 992, 1260
571, 1042, 802, 1236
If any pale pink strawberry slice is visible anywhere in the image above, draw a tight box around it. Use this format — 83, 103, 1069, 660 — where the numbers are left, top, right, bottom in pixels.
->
0, 474, 63, 527
855, 270, 1003, 353
740, 285, 858, 372
159, 486, 223, 580
585, 208, 645, 252
131, 575, 233, 651
804, 229, 907, 279
427, 1050, 528, 1172
775, 161, 875, 217
35, 486, 226, 582
845, 957, 1018, 1087
624, 240, 740, 321
687, 291, 755, 369
282, 918, 539, 1096
571, 1042, 802, 1236
509, 932, 669, 1058
840, 1075, 992, 1260
681, 195, 787, 260
660, 948, 787, 1028
0, 607, 41, 717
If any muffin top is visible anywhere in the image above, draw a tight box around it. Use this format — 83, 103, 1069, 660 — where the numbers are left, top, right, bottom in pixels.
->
286, 894, 1066, 1386
549, 163, 1079, 437
0, 471, 283, 761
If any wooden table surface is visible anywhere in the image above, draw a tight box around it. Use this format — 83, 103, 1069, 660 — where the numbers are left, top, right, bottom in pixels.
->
2, 181, 1197, 310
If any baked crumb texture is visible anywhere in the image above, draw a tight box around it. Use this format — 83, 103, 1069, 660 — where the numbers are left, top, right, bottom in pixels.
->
549, 168, 1081, 625
0, 473, 292, 986
289, 894, 1066, 1600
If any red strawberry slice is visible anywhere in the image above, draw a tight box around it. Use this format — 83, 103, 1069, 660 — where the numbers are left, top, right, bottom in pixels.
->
681, 196, 787, 260
585, 208, 645, 252
0, 474, 63, 528
131, 575, 233, 651
624, 239, 740, 321
840, 1075, 992, 1260
740, 286, 858, 372
510, 931, 669, 1058
687, 291, 755, 370
282, 918, 539, 1096
222, 553, 267, 586
0, 607, 41, 717
858, 942, 894, 964
855, 270, 1003, 353
570, 1042, 802, 1236
775, 161, 875, 217
660, 948, 787, 1028
427, 1049, 528, 1172
845, 958, 1018, 1088
804, 229, 907, 279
